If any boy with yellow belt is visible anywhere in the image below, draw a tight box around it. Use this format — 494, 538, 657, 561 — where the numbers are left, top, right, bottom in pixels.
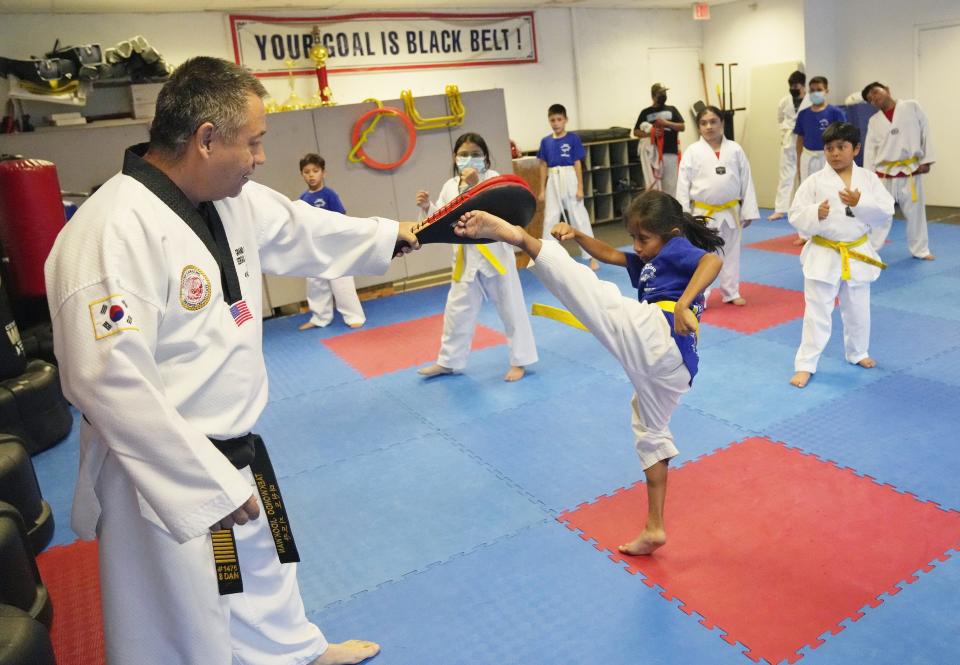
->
788, 122, 894, 389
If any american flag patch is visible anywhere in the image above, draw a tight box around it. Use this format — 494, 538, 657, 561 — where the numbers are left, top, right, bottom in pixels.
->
229, 299, 253, 327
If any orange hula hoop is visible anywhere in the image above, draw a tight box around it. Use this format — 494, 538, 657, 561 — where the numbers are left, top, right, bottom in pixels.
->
350, 107, 417, 171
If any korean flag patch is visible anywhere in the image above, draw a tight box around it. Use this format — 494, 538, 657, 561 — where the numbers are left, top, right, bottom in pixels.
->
89, 294, 138, 340
715, 166, 727, 175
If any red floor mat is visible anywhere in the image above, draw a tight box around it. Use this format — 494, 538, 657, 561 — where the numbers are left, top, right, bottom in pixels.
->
559, 437, 960, 664
746, 233, 805, 255
323, 313, 506, 378
703, 281, 805, 334
36, 539, 105, 665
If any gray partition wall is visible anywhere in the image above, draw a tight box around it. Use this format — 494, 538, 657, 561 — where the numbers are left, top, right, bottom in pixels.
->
0, 88, 513, 310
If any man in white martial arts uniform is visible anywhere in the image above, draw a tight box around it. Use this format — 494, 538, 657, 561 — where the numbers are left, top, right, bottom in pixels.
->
861, 82, 936, 260
769, 71, 809, 221
787, 122, 894, 389
44, 57, 417, 665
676, 106, 760, 306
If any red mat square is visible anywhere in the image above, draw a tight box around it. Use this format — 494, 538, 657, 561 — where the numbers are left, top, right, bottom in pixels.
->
37, 539, 105, 665
322, 313, 507, 378
746, 233, 805, 255
559, 437, 960, 664
703, 281, 805, 334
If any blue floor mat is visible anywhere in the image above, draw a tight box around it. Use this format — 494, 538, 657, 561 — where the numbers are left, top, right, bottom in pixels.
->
311, 520, 750, 665
29, 410, 82, 547
286, 432, 547, 609
905, 345, 960, 389
682, 335, 891, 431
872, 272, 960, 319
256, 382, 437, 477
755, 304, 960, 372
797, 548, 960, 665
767, 374, 960, 510
372, 346, 603, 430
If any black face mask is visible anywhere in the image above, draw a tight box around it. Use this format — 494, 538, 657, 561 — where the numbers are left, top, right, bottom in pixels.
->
790, 88, 802, 99
655, 94, 667, 105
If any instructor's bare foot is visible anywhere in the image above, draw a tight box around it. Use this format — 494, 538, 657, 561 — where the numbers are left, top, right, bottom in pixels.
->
347, 322, 364, 329
618, 529, 666, 556
299, 321, 320, 331
769, 212, 785, 221
589, 259, 600, 271
792, 236, 806, 246
504, 365, 525, 382
418, 363, 454, 378
857, 357, 877, 369
790, 371, 812, 388
728, 297, 747, 306
312, 640, 380, 665
916, 253, 936, 261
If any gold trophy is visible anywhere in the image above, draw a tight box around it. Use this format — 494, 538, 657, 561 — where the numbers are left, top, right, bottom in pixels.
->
310, 26, 336, 107
280, 58, 305, 112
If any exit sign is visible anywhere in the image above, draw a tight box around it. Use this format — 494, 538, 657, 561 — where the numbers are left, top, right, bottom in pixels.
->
693, 3, 711, 20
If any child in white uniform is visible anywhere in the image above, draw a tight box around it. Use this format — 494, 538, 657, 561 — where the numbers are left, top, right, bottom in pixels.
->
297, 153, 366, 330
478, 190, 723, 556
788, 122, 894, 388
416, 132, 538, 382
538, 103, 599, 270
769, 70, 809, 220
676, 106, 759, 306
861, 81, 935, 260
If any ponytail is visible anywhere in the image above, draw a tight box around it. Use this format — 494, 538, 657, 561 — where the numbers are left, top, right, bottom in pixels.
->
625, 190, 725, 254
680, 212, 725, 253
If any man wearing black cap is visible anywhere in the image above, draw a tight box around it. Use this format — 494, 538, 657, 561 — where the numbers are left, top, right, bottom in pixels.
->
634, 82, 685, 197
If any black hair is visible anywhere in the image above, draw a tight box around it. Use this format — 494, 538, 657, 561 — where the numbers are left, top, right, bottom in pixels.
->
451, 132, 491, 177
625, 190, 724, 254
547, 103, 567, 117
695, 105, 724, 125
150, 56, 267, 157
299, 153, 325, 171
821, 121, 860, 147
788, 70, 806, 86
861, 81, 887, 102
809, 75, 828, 88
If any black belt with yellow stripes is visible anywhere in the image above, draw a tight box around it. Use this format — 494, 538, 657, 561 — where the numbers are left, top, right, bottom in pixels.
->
208, 433, 300, 595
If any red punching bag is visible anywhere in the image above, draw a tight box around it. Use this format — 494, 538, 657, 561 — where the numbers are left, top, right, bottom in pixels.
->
0, 159, 67, 299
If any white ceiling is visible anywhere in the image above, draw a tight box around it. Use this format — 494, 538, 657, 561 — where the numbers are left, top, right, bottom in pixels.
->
2, 0, 737, 13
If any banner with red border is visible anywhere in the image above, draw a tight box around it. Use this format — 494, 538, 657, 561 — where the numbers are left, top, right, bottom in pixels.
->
230, 12, 538, 76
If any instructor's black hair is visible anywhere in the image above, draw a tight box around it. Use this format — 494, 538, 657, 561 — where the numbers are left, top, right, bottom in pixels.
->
788, 70, 806, 86
625, 190, 725, 254
861, 81, 888, 102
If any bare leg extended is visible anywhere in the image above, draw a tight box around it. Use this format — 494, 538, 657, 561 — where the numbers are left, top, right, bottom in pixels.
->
618, 460, 668, 556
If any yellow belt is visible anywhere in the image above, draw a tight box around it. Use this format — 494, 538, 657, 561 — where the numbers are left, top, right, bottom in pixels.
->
531, 301, 698, 336
877, 156, 919, 202
810, 234, 887, 281
692, 199, 740, 227
452, 244, 507, 282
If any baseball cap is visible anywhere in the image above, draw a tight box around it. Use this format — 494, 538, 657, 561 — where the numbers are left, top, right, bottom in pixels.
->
651, 83, 669, 96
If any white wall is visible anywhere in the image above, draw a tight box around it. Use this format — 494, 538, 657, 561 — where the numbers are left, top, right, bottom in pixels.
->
810, 0, 960, 101
702, 0, 806, 140
0, 8, 705, 151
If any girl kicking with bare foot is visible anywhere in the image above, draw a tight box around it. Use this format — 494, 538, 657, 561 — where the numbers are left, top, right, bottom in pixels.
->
456, 190, 723, 556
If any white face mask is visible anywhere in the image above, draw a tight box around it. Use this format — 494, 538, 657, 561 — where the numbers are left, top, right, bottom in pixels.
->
456, 155, 487, 173
809, 91, 826, 105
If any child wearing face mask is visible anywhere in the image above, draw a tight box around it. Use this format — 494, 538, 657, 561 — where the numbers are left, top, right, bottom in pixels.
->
414, 132, 538, 382
794, 75, 847, 184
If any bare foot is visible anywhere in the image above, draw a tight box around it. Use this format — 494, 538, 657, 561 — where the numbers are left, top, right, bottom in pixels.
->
347, 322, 364, 329
728, 297, 747, 306
857, 357, 877, 368
790, 370, 812, 388
299, 321, 320, 331
417, 363, 454, 378
504, 365, 525, 382
589, 259, 600, 271
792, 236, 807, 246
455, 210, 522, 244
618, 529, 666, 556
311, 640, 380, 665
916, 254, 936, 261
768, 212, 786, 220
